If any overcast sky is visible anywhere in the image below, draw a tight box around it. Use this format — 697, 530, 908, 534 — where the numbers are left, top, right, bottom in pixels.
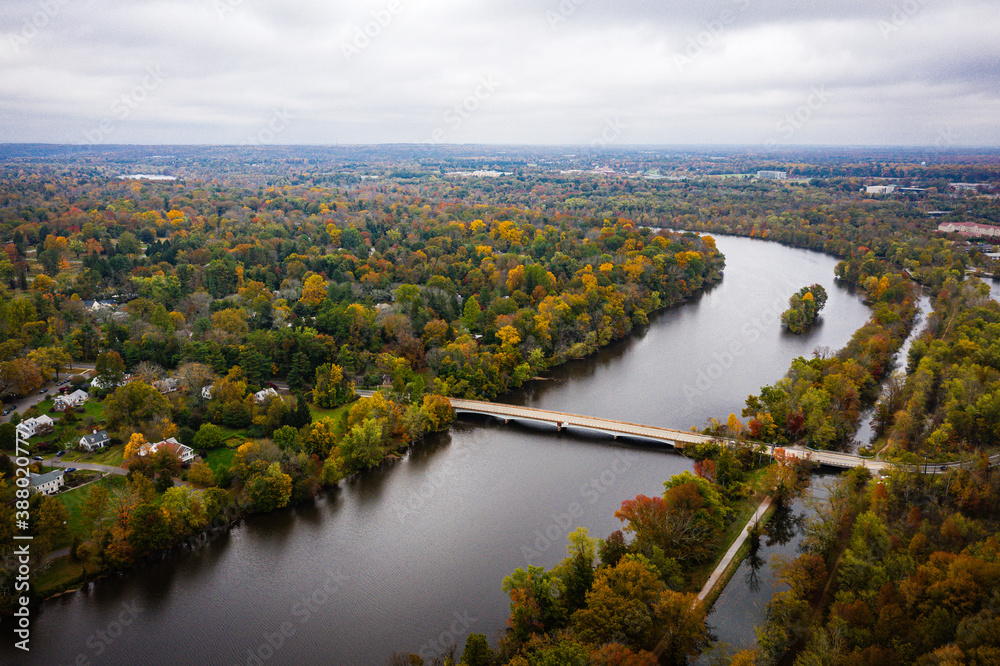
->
1, 0, 998, 146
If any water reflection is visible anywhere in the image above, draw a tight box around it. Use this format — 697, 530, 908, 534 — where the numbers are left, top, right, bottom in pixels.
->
744, 533, 766, 593
764, 503, 806, 548
3, 237, 873, 666
706, 475, 836, 654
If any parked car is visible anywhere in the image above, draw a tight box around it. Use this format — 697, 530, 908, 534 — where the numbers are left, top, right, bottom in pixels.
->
64, 468, 76, 473
32, 455, 44, 461
56, 450, 66, 457
38, 389, 47, 395
2, 407, 12, 415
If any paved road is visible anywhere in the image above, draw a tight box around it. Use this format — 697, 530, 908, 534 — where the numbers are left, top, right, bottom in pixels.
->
778, 446, 893, 473
1, 362, 94, 423
46, 459, 127, 475
359, 390, 999, 474
448, 397, 717, 447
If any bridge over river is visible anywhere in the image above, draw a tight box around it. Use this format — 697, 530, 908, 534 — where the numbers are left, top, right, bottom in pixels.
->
359, 390, 994, 474
447, 397, 902, 472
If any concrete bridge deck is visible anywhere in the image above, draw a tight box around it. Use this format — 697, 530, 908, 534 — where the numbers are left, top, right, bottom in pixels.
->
358, 390, 995, 474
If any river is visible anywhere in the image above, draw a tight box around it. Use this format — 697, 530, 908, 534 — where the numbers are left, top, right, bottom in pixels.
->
4, 235, 872, 665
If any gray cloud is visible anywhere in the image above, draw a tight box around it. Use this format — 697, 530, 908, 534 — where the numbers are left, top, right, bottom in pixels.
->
0, 0, 997, 145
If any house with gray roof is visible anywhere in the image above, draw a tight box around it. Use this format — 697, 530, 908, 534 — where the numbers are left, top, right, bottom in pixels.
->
16, 414, 55, 439
30, 470, 65, 495
54, 389, 89, 411
80, 429, 111, 452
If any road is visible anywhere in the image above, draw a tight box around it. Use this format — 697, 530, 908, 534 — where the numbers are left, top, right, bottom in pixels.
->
358, 389, 995, 474
1, 362, 95, 423
448, 397, 716, 447
46, 459, 127, 475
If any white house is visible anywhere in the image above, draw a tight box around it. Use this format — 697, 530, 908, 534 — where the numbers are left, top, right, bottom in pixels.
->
866, 185, 897, 195
16, 414, 56, 439
201, 384, 214, 400
80, 429, 111, 452
30, 470, 65, 495
90, 373, 132, 390
153, 378, 179, 394
254, 387, 279, 404
54, 389, 89, 411
140, 437, 196, 464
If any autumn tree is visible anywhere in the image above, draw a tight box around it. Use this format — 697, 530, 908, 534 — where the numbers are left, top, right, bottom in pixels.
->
244, 462, 293, 512
104, 381, 172, 442
339, 418, 385, 472
186, 461, 216, 487
123, 432, 147, 463
781, 284, 828, 333
27, 346, 72, 381
0, 358, 43, 398
31, 494, 70, 561
299, 273, 329, 308
175, 362, 214, 396
94, 350, 126, 390
572, 556, 708, 660
312, 363, 353, 408
501, 565, 567, 644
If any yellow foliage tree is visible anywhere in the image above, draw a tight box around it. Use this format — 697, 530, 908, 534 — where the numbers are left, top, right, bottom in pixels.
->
497, 325, 521, 348
124, 433, 147, 462
726, 413, 743, 436
299, 274, 329, 308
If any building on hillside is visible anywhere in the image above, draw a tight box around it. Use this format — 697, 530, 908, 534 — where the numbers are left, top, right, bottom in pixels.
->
80, 429, 111, 452
254, 387, 279, 404
938, 222, 1000, 239
153, 378, 179, 394
16, 414, 55, 439
756, 170, 787, 180
54, 389, 89, 411
140, 437, 196, 464
866, 185, 898, 195
30, 470, 65, 495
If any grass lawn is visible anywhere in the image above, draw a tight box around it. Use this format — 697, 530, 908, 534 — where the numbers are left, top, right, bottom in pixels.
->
33, 558, 89, 600
27, 398, 108, 455
204, 447, 235, 474
60, 444, 125, 466
58, 474, 127, 542
685, 465, 774, 595
82, 401, 105, 420
213, 425, 251, 446
309, 402, 352, 433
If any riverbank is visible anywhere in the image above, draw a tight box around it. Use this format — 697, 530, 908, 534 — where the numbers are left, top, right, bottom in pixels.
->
19, 271, 731, 611
3, 234, 878, 665
697, 495, 774, 605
